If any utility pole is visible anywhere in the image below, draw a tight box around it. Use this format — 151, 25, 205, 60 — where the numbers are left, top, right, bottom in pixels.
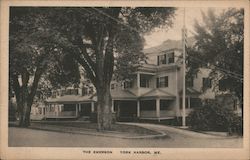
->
182, 7, 187, 127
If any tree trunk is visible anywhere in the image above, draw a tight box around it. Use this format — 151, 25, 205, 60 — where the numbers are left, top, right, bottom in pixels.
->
18, 85, 32, 127
96, 84, 113, 131
16, 68, 43, 127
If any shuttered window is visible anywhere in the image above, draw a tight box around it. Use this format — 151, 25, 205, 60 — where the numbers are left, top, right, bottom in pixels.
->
203, 78, 212, 89
168, 52, 174, 64
157, 54, 166, 65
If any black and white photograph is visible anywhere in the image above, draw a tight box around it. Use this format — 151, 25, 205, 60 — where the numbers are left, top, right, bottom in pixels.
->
1, 0, 249, 159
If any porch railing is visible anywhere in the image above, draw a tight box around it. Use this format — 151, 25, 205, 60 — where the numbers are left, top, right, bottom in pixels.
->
45, 111, 76, 117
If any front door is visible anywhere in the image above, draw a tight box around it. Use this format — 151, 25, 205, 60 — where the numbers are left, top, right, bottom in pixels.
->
115, 100, 137, 121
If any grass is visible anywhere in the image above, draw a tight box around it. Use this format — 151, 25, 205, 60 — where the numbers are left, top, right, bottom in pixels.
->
31, 121, 159, 136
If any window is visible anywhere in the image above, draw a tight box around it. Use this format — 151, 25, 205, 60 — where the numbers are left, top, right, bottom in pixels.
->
82, 87, 88, 96
124, 81, 132, 89
140, 100, 155, 111
140, 76, 149, 88
61, 89, 66, 96
160, 100, 171, 110
157, 54, 166, 65
73, 89, 78, 95
66, 89, 78, 95
168, 52, 174, 64
111, 84, 115, 90
52, 91, 56, 98
157, 76, 168, 88
63, 104, 76, 111
203, 78, 212, 89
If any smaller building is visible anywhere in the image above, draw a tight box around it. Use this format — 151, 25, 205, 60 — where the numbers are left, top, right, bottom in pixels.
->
45, 95, 95, 119
30, 102, 46, 120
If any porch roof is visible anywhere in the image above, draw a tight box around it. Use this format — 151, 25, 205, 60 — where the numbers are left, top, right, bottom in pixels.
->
111, 89, 138, 100
46, 95, 95, 104
140, 88, 175, 100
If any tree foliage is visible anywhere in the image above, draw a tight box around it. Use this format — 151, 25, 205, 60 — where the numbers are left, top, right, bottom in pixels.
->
9, 7, 79, 126
187, 8, 243, 102
9, 7, 176, 129
43, 7, 176, 130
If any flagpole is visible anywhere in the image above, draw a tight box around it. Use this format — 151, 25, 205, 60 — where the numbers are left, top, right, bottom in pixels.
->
182, 7, 186, 127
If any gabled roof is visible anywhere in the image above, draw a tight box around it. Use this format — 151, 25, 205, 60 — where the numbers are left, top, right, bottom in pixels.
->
144, 37, 195, 55
46, 95, 94, 104
140, 88, 175, 99
111, 89, 137, 100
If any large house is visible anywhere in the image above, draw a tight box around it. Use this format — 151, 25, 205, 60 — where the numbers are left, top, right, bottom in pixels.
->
33, 38, 242, 121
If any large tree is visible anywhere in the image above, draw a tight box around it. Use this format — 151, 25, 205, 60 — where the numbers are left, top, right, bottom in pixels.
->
9, 7, 79, 127
187, 8, 243, 104
9, 7, 176, 129
46, 7, 176, 130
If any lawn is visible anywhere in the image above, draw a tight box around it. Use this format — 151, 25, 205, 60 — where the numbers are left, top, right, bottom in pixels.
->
30, 121, 159, 136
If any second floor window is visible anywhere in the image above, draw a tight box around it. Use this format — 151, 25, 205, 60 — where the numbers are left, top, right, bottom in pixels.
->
82, 87, 88, 96
140, 76, 149, 88
168, 52, 174, 64
157, 52, 175, 65
203, 78, 212, 89
157, 54, 166, 65
156, 76, 168, 88
124, 81, 133, 89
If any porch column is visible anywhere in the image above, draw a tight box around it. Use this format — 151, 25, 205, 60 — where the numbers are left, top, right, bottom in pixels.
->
137, 100, 140, 117
175, 67, 180, 117
79, 104, 81, 111
55, 104, 59, 116
76, 104, 79, 117
137, 72, 140, 88
42, 107, 44, 115
111, 100, 114, 113
156, 99, 160, 118
91, 102, 95, 112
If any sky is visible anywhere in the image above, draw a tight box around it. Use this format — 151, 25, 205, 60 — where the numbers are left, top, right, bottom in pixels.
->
144, 7, 223, 49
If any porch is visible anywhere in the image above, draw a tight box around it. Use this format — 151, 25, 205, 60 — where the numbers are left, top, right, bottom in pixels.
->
113, 99, 177, 122
45, 95, 95, 119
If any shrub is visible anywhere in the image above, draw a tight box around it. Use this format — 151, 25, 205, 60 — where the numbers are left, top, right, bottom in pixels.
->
188, 100, 242, 135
